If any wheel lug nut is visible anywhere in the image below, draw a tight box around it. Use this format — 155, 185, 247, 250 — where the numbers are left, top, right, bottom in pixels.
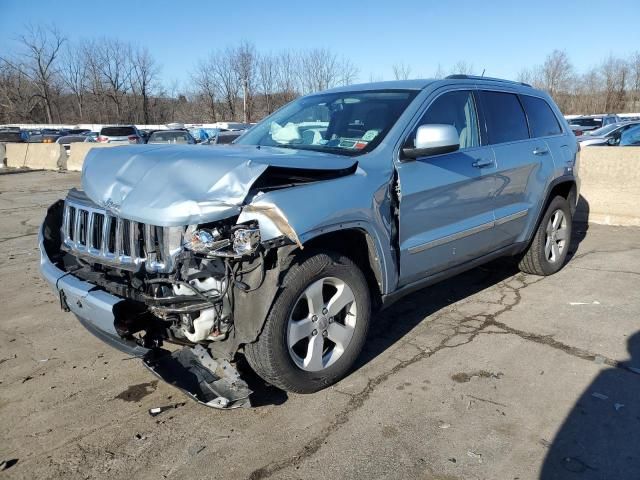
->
329, 317, 333, 323
312, 315, 318, 322
322, 330, 327, 337
312, 329, 318, 336
322, 308, 328, 315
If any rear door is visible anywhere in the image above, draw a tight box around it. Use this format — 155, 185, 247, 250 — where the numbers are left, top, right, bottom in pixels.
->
396, 88, 498, 285
477, 90, 546, 248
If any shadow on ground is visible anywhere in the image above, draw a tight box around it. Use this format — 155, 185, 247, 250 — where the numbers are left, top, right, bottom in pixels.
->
540, 331, 640, 478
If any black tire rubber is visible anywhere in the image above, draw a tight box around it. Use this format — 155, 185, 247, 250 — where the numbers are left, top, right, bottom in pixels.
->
518, 195, 573, 276
244, 250, 371, 393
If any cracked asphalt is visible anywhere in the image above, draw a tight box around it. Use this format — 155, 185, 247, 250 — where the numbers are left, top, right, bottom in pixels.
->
1, 171, 640, 480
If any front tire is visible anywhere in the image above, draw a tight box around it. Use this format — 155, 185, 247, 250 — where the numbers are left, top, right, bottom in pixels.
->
245, 251, 370, 393
519, 195, 572, 276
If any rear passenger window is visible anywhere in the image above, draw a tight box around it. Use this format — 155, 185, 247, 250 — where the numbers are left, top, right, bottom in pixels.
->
479, 91, 529, 144
521, 95, 562, 137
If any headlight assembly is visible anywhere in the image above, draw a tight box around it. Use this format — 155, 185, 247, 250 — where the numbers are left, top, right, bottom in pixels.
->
232, 228, 260, 255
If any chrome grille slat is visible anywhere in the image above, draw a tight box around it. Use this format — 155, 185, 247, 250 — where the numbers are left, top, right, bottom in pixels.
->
61, 196, 182, 273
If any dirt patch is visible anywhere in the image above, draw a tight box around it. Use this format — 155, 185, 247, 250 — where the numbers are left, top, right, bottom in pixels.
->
451, 370, 503, 383
114, 381, 158, 402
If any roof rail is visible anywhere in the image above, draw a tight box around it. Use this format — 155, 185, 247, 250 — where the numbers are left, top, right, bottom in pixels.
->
445, 74, 532, 88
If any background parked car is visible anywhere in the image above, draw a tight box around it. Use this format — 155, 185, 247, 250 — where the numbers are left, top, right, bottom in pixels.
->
27, 128, 68, 143
146, 129, 197, 144
211, 130, 244, 144
579, 121, 640, 146
56, 134, 96, 155
97, 125, 143, 144
0, 127, 28, 142
568, 114, 621, 133
618, 124, 640, 146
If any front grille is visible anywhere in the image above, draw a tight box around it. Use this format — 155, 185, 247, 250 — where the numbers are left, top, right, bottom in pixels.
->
61, 193, 183, 273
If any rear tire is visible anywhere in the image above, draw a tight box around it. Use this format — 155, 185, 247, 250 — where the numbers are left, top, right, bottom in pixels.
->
518, 195, 572, 276
245, 251, 370, 393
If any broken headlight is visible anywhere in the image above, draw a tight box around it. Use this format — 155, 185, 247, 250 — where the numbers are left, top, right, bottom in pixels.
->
183, 225, 261, 257
184, 228, 230, 254
232, 228, 260, 255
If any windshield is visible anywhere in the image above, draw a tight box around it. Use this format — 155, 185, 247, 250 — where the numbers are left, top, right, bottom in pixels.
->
586, 123, 621, 136
236, 90, 418, 156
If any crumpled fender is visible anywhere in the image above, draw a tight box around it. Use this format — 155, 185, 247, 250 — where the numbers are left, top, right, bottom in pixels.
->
238, 167, 395, 294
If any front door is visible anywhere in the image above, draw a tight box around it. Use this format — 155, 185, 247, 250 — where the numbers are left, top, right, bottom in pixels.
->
396, 89, 497, 286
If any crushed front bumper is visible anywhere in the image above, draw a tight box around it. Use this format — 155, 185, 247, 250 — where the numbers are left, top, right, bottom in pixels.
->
39, 230, 150, 357
39, 227, 252, 408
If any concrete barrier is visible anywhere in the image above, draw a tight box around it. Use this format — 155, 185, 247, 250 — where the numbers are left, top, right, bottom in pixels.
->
67, 143, 116, 171
578, 147, 640, 226
5, 143, 66, 170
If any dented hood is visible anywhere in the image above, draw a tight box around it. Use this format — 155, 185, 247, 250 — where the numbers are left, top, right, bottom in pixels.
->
81, 144, 357, 226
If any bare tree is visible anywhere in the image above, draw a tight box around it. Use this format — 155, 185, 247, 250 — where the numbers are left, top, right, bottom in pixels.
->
450, 60, 474, 76
541, 50, 573, 98
339, 58, 359, 86
60, 41, 88, 121
276, 50, 298, 102
432, 63, 445, 79
630, 51, 640, 112
258, 52, 278, 115
192, 59, 218, 121
130, 46, 159, 124
233, 41, 257, 123
94, 38, 132, 121
392, 62, 412, 80
0, 24, 65, 123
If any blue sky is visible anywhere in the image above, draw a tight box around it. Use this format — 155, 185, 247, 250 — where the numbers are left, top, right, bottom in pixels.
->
1, 0, 638, 89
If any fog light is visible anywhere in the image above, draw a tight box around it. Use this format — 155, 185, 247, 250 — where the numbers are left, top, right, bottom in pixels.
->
233, 228, 260, 255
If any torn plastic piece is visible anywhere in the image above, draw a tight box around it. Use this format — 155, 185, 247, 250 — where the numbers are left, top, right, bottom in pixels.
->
143, 344, 252, 409
241, 203, 302, 248
148, 402, 186, 417
591, 392, 608, 400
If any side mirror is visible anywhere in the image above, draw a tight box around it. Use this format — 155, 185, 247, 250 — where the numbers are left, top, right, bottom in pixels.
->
402, 124, 460, 160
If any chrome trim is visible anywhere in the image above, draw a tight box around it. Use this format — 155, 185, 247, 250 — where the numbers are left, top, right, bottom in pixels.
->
495, 209, 529, 226
409, 208, 529, 254
61, 195, 183, 273
408, 220, 494, 254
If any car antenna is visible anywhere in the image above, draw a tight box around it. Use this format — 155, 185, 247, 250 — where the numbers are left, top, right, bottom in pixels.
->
481, 69, 486, 77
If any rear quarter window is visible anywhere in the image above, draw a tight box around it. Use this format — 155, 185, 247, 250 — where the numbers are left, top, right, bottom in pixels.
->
521, 95, 562, 137
479, 91, 529, 144
101, 127, 136, 136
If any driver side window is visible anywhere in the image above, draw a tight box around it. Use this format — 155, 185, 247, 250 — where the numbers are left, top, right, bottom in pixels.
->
415, 90, 480, 149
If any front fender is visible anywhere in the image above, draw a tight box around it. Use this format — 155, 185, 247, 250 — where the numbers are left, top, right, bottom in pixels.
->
237, 168, 396, 294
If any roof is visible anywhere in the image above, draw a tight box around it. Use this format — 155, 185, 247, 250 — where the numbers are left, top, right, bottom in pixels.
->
321, 79, 436, 94
320, 75, 533, 95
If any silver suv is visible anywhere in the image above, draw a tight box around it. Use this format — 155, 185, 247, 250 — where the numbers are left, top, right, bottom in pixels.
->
40, 75, 579, 408
97, 125, 143, 144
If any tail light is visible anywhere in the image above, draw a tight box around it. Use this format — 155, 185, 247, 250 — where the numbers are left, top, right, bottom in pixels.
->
128, 135, 139, 143
97, 136, 108, 142
44, 138, 53, 143
574, 130, 583, 136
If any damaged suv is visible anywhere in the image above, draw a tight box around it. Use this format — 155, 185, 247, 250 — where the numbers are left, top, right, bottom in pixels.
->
40, 76, 579, 408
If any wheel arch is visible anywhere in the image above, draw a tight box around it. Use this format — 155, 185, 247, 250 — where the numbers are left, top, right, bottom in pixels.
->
525, 176, 578, 247
301, 226, 385, 310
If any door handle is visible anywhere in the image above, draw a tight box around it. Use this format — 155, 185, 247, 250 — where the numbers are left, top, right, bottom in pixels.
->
533, 147, 549, 155
472, 158, 494, 168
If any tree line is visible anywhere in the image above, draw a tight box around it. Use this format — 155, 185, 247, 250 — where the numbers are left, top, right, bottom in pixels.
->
1, 25, 639, 126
